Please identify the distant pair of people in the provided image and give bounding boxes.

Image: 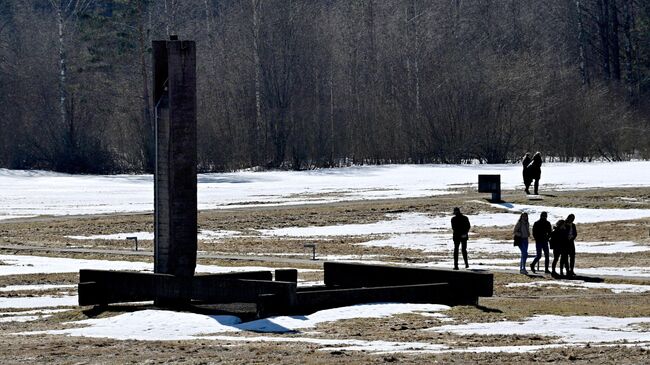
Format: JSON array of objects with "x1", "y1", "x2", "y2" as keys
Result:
[
  {"x1": 522, "y1": 152, "x2": 542, "y2": 195},
  {"x1": 550, "y1": 214, "x2": 578, "y2": 277},
  {"x1": 514, "y1": 212, "x2": 577, "y2": 276},
  {"x1": 513, "y1": 211, "x2": 553, "y2": 275}
]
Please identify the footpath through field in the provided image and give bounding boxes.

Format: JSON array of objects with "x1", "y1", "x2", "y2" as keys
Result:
[{"x1": 1, "y1": 244, "x2": 648, "y2": 283}]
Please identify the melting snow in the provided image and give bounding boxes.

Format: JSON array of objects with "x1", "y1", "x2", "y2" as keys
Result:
[
  {"x1": 0, "y1": 309, "x2": 68, "y2": 323},
  {"x1": 430, "y1": 315, "x2": 650, "y2": 344},
  {"x1": 0, "y1": 295, "x2": 78, "y2": 309},
  {"x1": 0, "y1": 284, "x2": 76, "y2": 292},
  {"x1": 2, "y1": 162, "x2": 650, "y2": 220},
  {"x1": 0, "y1": 255, "x2": 309, "y2": 277},
  {"x1": 23, "y1": 303, "x2": 450, "y2": 340},
  {"x1": 506, "y1": 280, "x2": 650, "y2": 293},
  {"x1": 66, "y1": 229, "x2": 241, "y2": 241},
  {"x1": 492, "y1": 203, "x2": 650, "y2": 224}
]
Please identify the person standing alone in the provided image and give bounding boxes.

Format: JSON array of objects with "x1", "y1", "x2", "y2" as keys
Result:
[
  {"x1": 451, "y1": 207, "x2": 471, "y2": 270},
  {"x1": 531, "y1": 212, "x2": 552, "y2": 273}
]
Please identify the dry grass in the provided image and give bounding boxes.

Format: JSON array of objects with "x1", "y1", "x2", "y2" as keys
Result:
[{"x1": 1, "y1": 187, "x2": 650, "y2": 363}]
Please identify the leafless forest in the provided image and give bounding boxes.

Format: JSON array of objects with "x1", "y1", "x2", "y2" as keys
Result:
[{"x1": 0, "y1": 0, "x2": 648, "y2": 173}]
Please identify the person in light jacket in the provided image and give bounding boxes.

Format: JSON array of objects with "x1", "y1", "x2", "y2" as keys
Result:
[{"x1": 513, "y1": 212, "x2": 531, "y2": 274}]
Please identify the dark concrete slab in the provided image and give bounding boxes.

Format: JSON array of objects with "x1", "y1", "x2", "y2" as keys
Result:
[
  {"x1": 323, "y1": 262, "x2": 493, "y2": 304},
  {"x1": 292, "y1": 283, "x2": 450, "y2": 314},
  {"x1": 79, "y1": 269, "x2": 276, "y2": 307}
]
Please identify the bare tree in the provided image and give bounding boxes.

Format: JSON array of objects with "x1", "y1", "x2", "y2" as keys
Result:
[
  {"x1": 48, "y1": 0, "x2": 93, "y2": 131},
  {"x1": 622, "y1": 0, "x2": 639, "y2": 101},
  {"x1": 609, "y1": 0, "x2": 621, "y2": 80},
  {"x1": 251, "y1": 0, "x2": 263, "y2": 166},
  {"x1": 576, "y1": 0, "x2": 590, "y2": 84}
]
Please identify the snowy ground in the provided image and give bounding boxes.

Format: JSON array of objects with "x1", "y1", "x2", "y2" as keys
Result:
[
  {"x1": 13, "y1": 302, "x2": 650, "y2": 354},
  {"x1": 1, "y1": 281, "x2": 646, "y2": 355},
  {"x1": 62, "y1": 205, "x2": 650, "y2": 275},
  {"x1": 1, "y1": 162, "x2": 650, "y2": 361},
  {"x1": 0, "y1": 254, "x2": 314, "y2": 277},
  {"x1": 2, "y1": 161, "x2": 650, "y2": 220}
]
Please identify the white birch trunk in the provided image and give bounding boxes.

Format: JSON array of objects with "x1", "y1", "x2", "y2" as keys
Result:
[
  {"x1": 251, "y1": 0, "x2": 263, "y2": 163},
  {"x1": 56, "y1": 5, "x2": 67, "y2": 127},
  {"x1": 576, "y1": 0, "x2": 589, "y2": 85}
]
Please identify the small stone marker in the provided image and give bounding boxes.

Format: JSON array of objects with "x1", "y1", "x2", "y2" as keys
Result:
[
  {"x1": 126, "y1": 236, "x2": 138, "y2": 251},
  {"x1": 304, "y1": 243, "x2": 317, "y2": 260},
  {"x1": 478, "y1": 174, "x2": 501, "y2": 202}
]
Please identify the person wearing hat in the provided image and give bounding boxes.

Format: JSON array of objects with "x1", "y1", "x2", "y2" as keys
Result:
[{"x1": 451, "y1": 207, "x2": 471, "y2": 270}]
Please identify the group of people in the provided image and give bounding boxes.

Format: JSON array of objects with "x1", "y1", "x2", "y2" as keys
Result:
[
  {"x1": 451, "y1": 207, "x2": 578, "y2": 277},
  {"x1": 522, "y1": 152, "x2": 542, "y2": 195},
  {"x1": 513, "y1": 212, "x2": 577, "y2": 276}
]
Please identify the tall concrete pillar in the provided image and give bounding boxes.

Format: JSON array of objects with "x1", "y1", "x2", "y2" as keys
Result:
[{"x1": 152, "y1": 38, "x2": 197, "y2": 281}]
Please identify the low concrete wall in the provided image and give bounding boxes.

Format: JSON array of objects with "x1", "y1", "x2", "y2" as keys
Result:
[{"x1": 323, "y1": 262, "x2": 493, "y2": 304}]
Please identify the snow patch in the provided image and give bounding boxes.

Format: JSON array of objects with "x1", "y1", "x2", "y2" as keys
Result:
[
  {"x1": 506, "y1": 280, "x2": 650, "y2": 293},
  {"x1": 66, "y1": 229, "x2": 241, "y2": 241},
  {"x1": 0, "y1": 309, "x2": 68, "y2": 323},
  {"x1": 430, "y1": 315, "x2": 650, "y2": 344},
  {"x1": 0, "y1": 254, "x2": 310, "y2": 276},
  {"x1": 3, "y1": 162, "x2": 650, "y2": 219},
  {"x1": 0, "y1": 295, "x2": 78, "y2": 309},
  {"x1": 0, "y1": 284, "x2": 76, "y2": 292},
  {"x1": 23, "y1": 303, "x2": 450, "y2": 340},
  {"x1": 492, "y1": 203, "x2": 650, "y2": 224}
]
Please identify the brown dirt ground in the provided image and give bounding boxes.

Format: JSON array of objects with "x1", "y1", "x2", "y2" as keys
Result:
[{"x1": 1, "y1": 187, "x2": 650, "y2": 364}]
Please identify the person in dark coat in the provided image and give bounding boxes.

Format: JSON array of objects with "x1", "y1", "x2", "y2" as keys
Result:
[
  {"x1": 550, "y1": 219, "x2": 569, "y2": 277},
  {"x1": 565, "y1": 214, "x2": 578, "y2": 277},
  {"x1": 451, "y1": 207, "x2": 471, "y2": 270},
  {"x1": 531, "y1": 211, "x2": 552, "y2": 274},
  {"x1": 527, "y1": 152, "x2": 543, "y2": 195},
  {"x1": 522, "y1": 152, "x2": 532, "y2": 194}
]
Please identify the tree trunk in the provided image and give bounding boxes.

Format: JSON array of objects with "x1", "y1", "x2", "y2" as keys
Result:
[
  {"x1": 203, "y1": 0, "x2": 212, "y2": 34},
  {"x1": 622, "y1": 0, "x2": 638, "y2": 101},
  {"x1": 251, "y1": 0, "x2": 263, "y2": 166},
  {"x1": 576, "y1": 0, "x2": 590, "y2": 84},
  {"x1": 609, "y1": 0, "x2": 621, "y2": 80},
  {"x1": 164, "y1": 0, "x2": 176, "y2": 36},
  {"x1": 597, "y1": 0, "x2": 611, "y2": 80},
  {"x1": 55, "y1": 4, "x2": 67, "y2": 128},
  {"x1": 329, "y1": 58, "x2": 335, "y2": 166},
  {"x1": 327, "y1": 6, "x2": 335, "y2": 167},
  {"x1": 137, "y1": 2, "x2": 154, "y2": 172}
]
